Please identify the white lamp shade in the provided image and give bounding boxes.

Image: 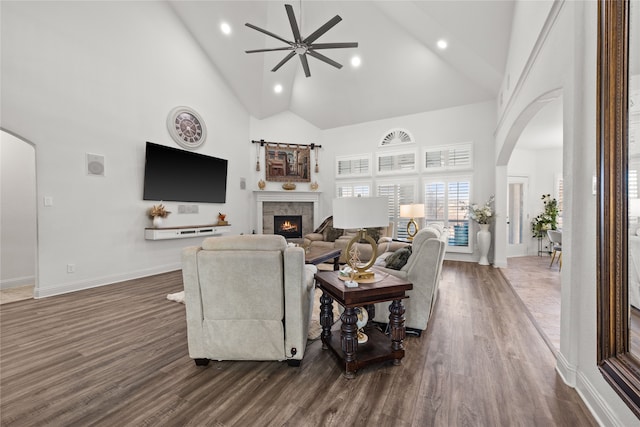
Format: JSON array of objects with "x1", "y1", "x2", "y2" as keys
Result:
[
  {"x1": 333, "y1": 197, "x2": 389, "y2": 229},
  {"x1": 400, "y1": 203, "x2": 425, "y2": 219}
]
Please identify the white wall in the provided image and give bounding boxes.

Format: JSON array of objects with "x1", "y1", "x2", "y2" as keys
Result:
[
  {"x1": 1, "y1": 131, "x2": 37, "y2": 288},
  {"x1": 497, "y1": 0, "x2": 638, "y2": 424},
  {"x1": 0, "y1": 1, "x2": 253, "y2": 297},
  {"x1": 318, "y1": 101, "x2": 497, "y2": 263}
]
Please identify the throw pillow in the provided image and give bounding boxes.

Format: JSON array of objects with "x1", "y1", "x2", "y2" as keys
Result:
[
  {"x1": 364, "y1": 227, "x2": 382, "y2": 243},
  {"x1": 385, "y1": 247, "x2": 412, "y2": 270},
  {"x1": 323, "y1": 226, "x2": 344, "y2": 242}
]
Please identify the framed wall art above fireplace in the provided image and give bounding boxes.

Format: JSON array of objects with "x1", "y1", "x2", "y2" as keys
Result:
[{"x1": 265, "y1": 143, "x2": 311, "y2": 183}]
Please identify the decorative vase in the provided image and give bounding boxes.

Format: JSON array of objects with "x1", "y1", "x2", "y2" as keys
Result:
[
  {"x1": 152, "y1": 216, "x2": 163, "y2": 228},
  {"x1": 477, "y1": 223, "x2": 491, "y2": 265},
  {"x1": 258, "y1": 179, "x2": 266, "y2": 190}
]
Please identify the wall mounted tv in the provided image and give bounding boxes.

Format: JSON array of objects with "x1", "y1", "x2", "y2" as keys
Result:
[{"x1": 143, "y1": 142, "x2": 228, "y2": 204}]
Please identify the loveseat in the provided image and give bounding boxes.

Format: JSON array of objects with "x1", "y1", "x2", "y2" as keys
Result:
[
  {"x1": 181, "y1": 234, "x2": 317, "y2": 366},
  {"x1": 303, "y1": 216, "x2": 403, "y2": 264},
  {"x1": 372, "y1": 224, "x2": 449, "y2": 334}
]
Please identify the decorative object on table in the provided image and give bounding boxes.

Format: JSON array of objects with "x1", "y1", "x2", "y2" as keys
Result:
[
  {"x1": 217, "y1": 212, "x2": 228, "y2": 225},
  {"x1": 355, "y1": 306, "x2": 369, "y2": 344},
  {"x1": 244, "y1": 3, "x2": 358, "y2": 78},
  {"x1": 257, "y1": 179, "x2": 266, "y2": 190},
  {"x1": 399, "y1": 203, "x2": 425, "y2": 240},
  {"x1": 310, "y1": 181, "x2": 319, "y2": 191},
  {"x1": 282, "y1": 181, "x2": 296, "y2": 190},
  {"x1": 148, "y1": 203, "x2": 171, "y2": 228},
  {"x1": 333, "y1": 196, "x2": 389, "y2": 283},
  {"x1": 166, "y1": 106, "x2": 206, "y2": 149},
  {"x1": 460, "y1": 195, "x2": 495, "y2": 265}
]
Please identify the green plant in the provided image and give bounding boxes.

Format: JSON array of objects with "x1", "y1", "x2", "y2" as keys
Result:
[{"x1": 531, "y1": 194, "x2": 558, "y2": 238}]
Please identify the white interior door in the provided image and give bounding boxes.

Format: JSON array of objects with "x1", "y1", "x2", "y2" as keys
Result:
[{"x1": 507, "y1": 176, "x2": 529, "y2": 257}]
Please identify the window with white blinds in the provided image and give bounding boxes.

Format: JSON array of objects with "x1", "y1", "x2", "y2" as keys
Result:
[
  {"x1": 377, "y1": 180, "x2": 417, "y2": 240},
  {"x1": 336, "y1": 182, "x2": 371, "y2": 198},
  {"x1": 376, "y1": 150, "x2": 417, "y2": 175},
  {"x1": 423, "y1": 143, "x2": 472, "y2": 172},
  {"x1": 335, "y1": 154, "x2": 372, "y2": 178},
  {"x1": 424, "y1": 176, "x2": 471, "y2": 251}
]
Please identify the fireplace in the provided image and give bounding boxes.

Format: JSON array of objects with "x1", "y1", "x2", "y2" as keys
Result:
[{"x1": 274, "y1": 215, "x2": 302, "y2": 239}]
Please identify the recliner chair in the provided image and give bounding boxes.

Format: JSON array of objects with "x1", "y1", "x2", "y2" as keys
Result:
[
  {"x1": 371, "y1": 225, "x2": 449, "y2": 335},
  {"x1": 181, "y1": 234, "x2": 317, "y2": 366}
]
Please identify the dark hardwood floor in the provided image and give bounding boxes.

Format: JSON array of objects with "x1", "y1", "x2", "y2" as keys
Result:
[{"x1": 0, "y1": 262, "x2": 596, "y2": 426}]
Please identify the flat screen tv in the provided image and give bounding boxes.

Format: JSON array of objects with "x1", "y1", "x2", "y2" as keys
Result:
[{"x1": 143, "y1": 142, "x2": 228, "y2": 203}]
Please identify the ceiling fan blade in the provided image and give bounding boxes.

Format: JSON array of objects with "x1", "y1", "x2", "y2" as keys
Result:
[
  {"x1": 285, "y1": 4, "x2": 302, "y2": 43},
  {"x1": 245, "y1": 47, "x2": 294, "y2": 53},
  {"x1": 303, "y1": 15, "x2": 342, "y2": 45},
  {"x1": 299, "y1": 54, "x2": 311, "y2": 78},
  {"x1": 307, "y1": 50, "x2": 342, "y2": 69},
  {"x1": 245, "y1": 23, "x2": 292, "y2": 46},
  {"x1": 308, "y1": 42, "x2": 359, "y2": 50},
  {"x1": 271, "y1": 51, "x2": 296, "y2": 72}
]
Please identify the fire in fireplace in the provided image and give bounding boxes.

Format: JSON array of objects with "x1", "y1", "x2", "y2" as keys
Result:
[{"x1": 274, "y1": 215, "x2": 302, "y2": 239}]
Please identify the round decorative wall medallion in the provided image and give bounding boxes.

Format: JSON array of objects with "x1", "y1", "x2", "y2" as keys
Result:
[{"x1": 167, "y1": 106, "x2": 207, "y2": 149}]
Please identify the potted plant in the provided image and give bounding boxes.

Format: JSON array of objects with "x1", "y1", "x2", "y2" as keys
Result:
[
  {"x1": 531, "y1": 194, "x2": 559, "y2": 238},
  {"x1": 148, "y1": 203, "x2": 171, "y2": 228},
  {"x1": 461, "y1": 195, "x2": 495, "y2": 265}
]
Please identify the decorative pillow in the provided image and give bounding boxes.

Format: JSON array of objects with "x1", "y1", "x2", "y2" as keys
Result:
[
  {"x1": 365, "y1": 227, "x2": 382, "y2": 243},
  {"x1": 385, "y1": 247, "x2": 412, "y2": 270},
  {"x1": 323, "y1": 226, "x2": 344, "y2": 242}
]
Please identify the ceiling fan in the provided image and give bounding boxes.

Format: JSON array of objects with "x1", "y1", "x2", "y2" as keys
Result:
[{"x1": 245, "y1": 4, "x2": 358, "y2": 78}]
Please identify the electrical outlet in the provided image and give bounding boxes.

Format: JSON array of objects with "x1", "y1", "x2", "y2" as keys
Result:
[
  {"x1": 67, "y1": 264, "x2": 75, "y2": 273},
  {"x1": 178, "y1": 205, "x2": 186, "y2": 214}
]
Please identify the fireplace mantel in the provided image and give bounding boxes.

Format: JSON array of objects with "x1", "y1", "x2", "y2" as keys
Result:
[{"x1": 254, "y1": 191, "x2": 321, "y2": 234}]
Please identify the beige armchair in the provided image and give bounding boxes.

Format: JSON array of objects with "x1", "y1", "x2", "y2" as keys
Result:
[
  {"x1": 181, "y1": 234, "x2": 317, "y2": 367},
  {"x1": 372, "y1": 225, "x2": 449, "y2": 334}
]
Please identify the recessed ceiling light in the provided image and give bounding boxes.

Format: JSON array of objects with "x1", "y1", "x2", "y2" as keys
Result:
[
  {"x1": 274, "y1": 84, "x2": 283, "y2": 94},
  {"x1": 351, "y1": 56, "x2": 361, "y2": 68},
  {"x1": 220, "y1": 22, "x2": 231, "y2": 35},
  {"x1": 437, "y1": 39, "x2": 448, "y2": 50}
]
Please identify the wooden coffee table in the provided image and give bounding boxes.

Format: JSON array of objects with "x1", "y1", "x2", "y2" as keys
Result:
[
  {"x1": 314, "y1": 269, "x2": 413, "y2": 379},
  {"x1": 304, "y1": 247, "x2": 341, "y2": 271}
]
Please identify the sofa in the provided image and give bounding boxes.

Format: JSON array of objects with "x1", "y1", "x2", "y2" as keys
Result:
[
  {"x1": 371, "y1": 224, "x2": 449, "y2": 333},
  {"x1": 303, "y1": 216, "x2": 402, "y2": 264},
  {"x1": 181, "y1": 234, "x2": 317, "y2": 366}
]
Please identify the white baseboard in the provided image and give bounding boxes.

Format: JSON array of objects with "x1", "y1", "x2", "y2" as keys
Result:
[
  {"x1": 1, "y1": 275, "x2": 35, "y2": 289},
  {"x1": 556, "y1": 351, "x2": 577, "y2": 386},
  {"x1": 575, "y1": 370, "x2": 621, "y2": 427},
  {"x1": 34, "y1": 263, "x2": 181, "y2": 298}
]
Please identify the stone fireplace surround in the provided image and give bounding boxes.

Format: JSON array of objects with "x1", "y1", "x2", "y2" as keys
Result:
[{"x1": 255, "y1": 191, "x2": 321, "y2": 236}]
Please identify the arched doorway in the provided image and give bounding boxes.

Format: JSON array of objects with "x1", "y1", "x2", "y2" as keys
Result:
[
  {"x1": 0, "y1": 129, "x2": 37, "y2": 303},
  {"x1": 496, "y1": 90, "x2": 564, "y2": 353}
]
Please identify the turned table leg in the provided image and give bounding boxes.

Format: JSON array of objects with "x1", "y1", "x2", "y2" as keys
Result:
[
  {"x1": 320, "y1": 292, "x2": 334, "y2": 349},
  {"x1": 389, "y1": 299, "x2": 406, "y2": 366},
  {"x1": 341, "y1": 307, "x2": 358, "y2": 379}
]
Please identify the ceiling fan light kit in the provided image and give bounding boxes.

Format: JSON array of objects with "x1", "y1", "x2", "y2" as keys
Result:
[{"x1": 245, "y1": 4, "x2": 358, "y2": 77}]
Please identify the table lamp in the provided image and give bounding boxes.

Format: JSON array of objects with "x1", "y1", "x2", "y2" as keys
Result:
[
  {"x1": 400, "y1": 203, "x2": 425, "y2": 240},
  {"x1": 333, "y1": 196, "x2": 389, "y2": 286}
]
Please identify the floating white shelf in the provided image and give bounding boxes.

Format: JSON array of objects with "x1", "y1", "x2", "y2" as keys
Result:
[{"x1": 144, "y1": 224, "x2": 230, "y2": 240}]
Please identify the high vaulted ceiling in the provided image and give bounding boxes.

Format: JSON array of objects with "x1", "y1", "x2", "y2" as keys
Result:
[{"x1": 169, "y1": 1, "x2": 514, "y2": 130}]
